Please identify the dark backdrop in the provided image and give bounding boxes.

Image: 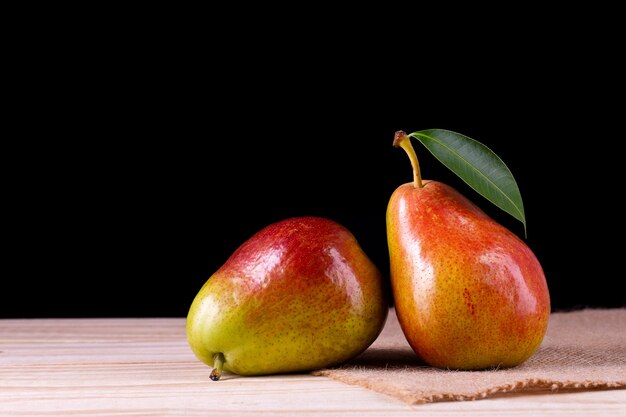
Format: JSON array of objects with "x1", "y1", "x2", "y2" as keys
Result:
[{"x1": 5, "y1": 40, "x2": 623, "y2": 317}]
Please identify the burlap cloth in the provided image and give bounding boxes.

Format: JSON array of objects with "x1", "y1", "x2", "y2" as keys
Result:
[{"x1": 313, "y1": 308, "x2": 626, "y2": 404}]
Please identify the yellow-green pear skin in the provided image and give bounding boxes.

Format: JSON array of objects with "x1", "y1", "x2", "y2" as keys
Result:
[
  {"x1": 187, "y1": 216, "x2": 388, "y2": 378},
  {"x1": 387, "y1": 180, "x2": 550, "y2": 370}
]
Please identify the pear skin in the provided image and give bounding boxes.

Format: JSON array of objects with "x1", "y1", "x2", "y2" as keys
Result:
[
  {"x1": 187, "y1": 216, "x2": 387, "y2": 378},
  {"x1": 387, "y1": 133, "x2": 550, "y2": 370}
]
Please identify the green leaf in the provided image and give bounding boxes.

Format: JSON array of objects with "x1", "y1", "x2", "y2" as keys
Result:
[{"x1": 409, "y1": 129, "x2": 526, "y2": 233}]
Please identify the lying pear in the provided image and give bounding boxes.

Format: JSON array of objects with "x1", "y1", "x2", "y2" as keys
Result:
[
  {"x1": 387, "y1": 131, "x2": 550, "y2": 370},
  {"x1": 187, "y1": 216, "x2": 387, "y2": 380}
]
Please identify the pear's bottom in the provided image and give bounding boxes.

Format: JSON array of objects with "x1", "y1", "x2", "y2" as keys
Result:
[
  {"x1": 187, "y1": 290, "x2": 389, "y2": 378},
  {"x1": 396, "y1": 310, "x2": 549, "y2": 371}
]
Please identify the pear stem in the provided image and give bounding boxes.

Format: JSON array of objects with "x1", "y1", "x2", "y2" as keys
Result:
[
  {"x1": 209, "y1": 352, "x2": 225, "y2": 381},
  {"x1": 393, "y1": 131, "x2": 423, "y2": 189}
]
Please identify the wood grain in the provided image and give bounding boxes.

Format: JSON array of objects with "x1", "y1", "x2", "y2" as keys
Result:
[{"x1": 1, "y1": 318, "x2": 624, "y2": 417}]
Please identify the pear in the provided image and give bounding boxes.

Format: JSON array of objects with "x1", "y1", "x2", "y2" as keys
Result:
[
  {"x1": 187, "y1": 216, "x2": 387, "y2": 380},
  {"x1": 387, "y1": 132, "x2": 550, "y2": 370}
]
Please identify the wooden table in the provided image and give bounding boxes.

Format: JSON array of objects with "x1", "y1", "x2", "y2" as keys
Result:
[{"x1": 1, "y1": 318, "x2": 624, "y2": 417}]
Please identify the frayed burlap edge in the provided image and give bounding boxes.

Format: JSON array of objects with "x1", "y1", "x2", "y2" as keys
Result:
[{"x1": 312, "y1": 370, "x2": 626, "y2": 404}]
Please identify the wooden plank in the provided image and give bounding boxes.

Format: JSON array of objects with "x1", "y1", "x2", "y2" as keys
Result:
[{"x1": 1, "y1": 319, "x2": 625, "y2": 417}]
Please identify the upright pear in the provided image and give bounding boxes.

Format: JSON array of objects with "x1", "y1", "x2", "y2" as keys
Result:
[
  {"x1": 387, "y1": 132, "x2": 550, "y2": 370},
  {"x1": 187, "y1": 216, "x2": 387, "y2": 380}
]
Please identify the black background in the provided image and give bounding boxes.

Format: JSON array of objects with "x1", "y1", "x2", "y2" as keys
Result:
[{"x1": 4, "y1": 30, "x2": 624, "y2": 318}]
